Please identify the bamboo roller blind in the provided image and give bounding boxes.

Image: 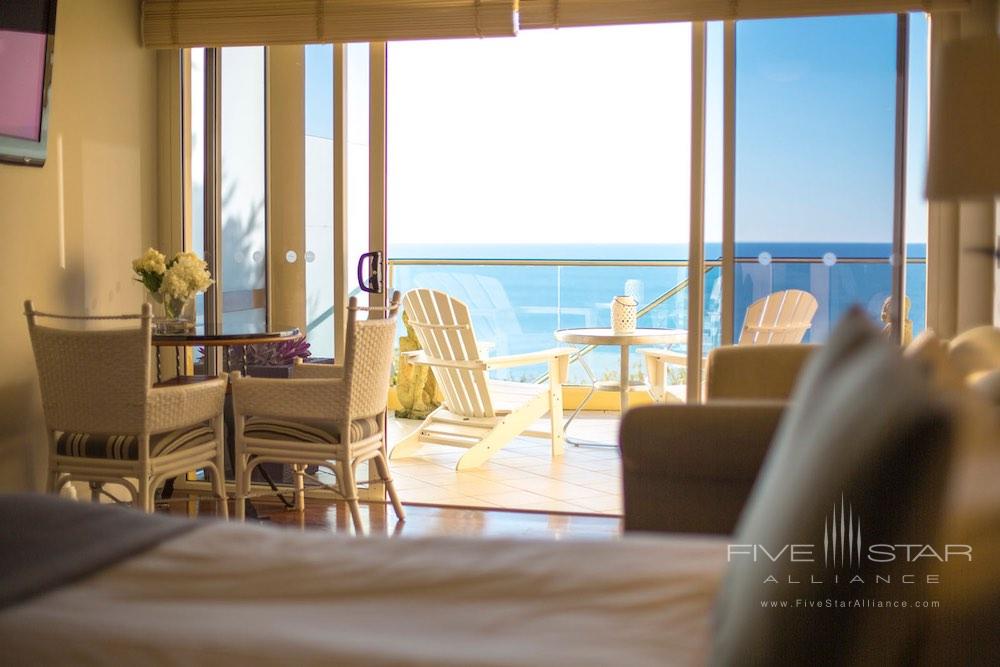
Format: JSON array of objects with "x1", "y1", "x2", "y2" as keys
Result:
[
  {"x1": 141, "y1": 0, "x2": 520, "y2": 48},
  {"x1": 519, "y1": 1, "x2": 969, "y2": 29},
  {"x1": 143, "y1": 0, "x2": 969, "y2": 48}
]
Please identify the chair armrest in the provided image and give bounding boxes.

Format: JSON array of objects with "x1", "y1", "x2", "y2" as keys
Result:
[
  {"x1": 291, "y1": 361, "x2": 345, "y2": 379},
  {"x1": 484, "y1": 347, "x2": 575, "y2": 369},
  {"x1": 619, "y1": 402, "x2": 786, "y2": 535},
  {"x1": 230, "y1": 372, "x2": 347, "y2": 422},
  {"x1": 642, "y1": 349, "x2": 689, "y2": 366},
  {"x1": 146, "y1": 376, "x2": 228, "y2": 433},
  {"x1": 407, "y1": 351, "x2": 486, "y2": 370}
]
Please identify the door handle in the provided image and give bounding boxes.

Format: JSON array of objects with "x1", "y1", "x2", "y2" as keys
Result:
[{"x1": 357, "y1": 251, "x2": 383, "y2": 294}]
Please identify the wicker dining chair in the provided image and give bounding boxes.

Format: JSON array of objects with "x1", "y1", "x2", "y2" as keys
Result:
[
  {"x1": 24, "y1": 300, "x2": 228, "y2": 515},
  {"x1": 231, "y1": 293, "x2": 405, "y2": 531}
]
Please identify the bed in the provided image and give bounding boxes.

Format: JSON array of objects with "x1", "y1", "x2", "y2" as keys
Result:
[{"x1": 0, "y1": 494, "x2": 726, "y2": 666}]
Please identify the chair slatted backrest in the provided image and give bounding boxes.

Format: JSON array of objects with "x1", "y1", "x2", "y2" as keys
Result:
[
  {"x1": 738, "y1": 289, "x2": 819, "y2": 345},
  {"x1": 402, "y1": 289, "x2": 495, "y2": 419},
  {"x1": 24, "y1": 301, "x2": 152, "y2": 435}
]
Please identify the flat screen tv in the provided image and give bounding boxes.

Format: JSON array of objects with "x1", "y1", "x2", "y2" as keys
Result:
[{"x1": 0, "y1": 0, "x2": 57, "y2": 167}]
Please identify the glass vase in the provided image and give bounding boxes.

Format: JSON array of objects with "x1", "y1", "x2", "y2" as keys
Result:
[{"x1": 150, "y1": 293, "x2": 195, "y2": 334}]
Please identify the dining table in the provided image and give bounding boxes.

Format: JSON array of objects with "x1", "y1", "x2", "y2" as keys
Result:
[{"x1": 152, "y1": 321, "x2": 302, "y2": 383}]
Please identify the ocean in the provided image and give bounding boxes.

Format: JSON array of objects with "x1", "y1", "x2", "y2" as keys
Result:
[{"x1": 385, "y1": 242, "x2": 927, "y2": 384}]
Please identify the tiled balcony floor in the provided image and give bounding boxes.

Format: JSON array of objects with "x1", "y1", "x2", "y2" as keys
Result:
[{"x1": 387, "y1": 413, "x2": 623, "y2": 515}]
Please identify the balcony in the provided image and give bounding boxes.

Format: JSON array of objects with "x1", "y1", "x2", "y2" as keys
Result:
[{"x1": 364, "y1": 251, "x2": 928, "y2": 515}]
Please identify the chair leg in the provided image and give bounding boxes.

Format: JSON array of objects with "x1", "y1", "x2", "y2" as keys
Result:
[
  {"x1": 338, "y1": 460, "x2": 364, "y2": 534},
  {"x1": 548, "y1": 390, "x2": 565, "y2": 459},
  {"x1": 89, "y1": 481, "x2": 104, "y2": 503},
  {"x1": 648, "y1": 355, "x2": 664, "y2": 403},
  {"x1": 138, "y1": 474, "x2": 153, "y2": 513},
  {"x1": 374, "y1": 452, "x2": 406, "y2": 521},
  {"x1": 389, "y1": 411, "x2": 438, "y2": 460},
  {"x1": 212, "y1": 416, "x2": 228, "y2": 519},
  {"x1": 235, "y1": 459, "x2": 249, "y2": 521},
  {"x1": 293, "y1": 464, "x2": 306, "y2": 512},
  {"x1": 207, "y1": 463, "x2": 228, "y2": 519},
  {"x1": 388, "y1": 428, "x2": 422, "y2": 461},
  {"x1": 456, "y1": 401, "x2": 545, "y2": 470},
  {"x1": 46, "y1": 469, "x2": 59, "y2": 494}
]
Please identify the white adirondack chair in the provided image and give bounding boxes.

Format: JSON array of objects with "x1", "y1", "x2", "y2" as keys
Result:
[
  {"x1": 643, "y1": 289, "x2": 819, "y2": 402},
  {"x1": 391, "y1": 288, "x2": 574, "y2": 470}
]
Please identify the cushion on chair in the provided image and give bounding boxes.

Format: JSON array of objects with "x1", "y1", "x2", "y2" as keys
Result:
[
  {"x1": 56, "y1": 425, "x2": 215, "y2": 461},
  {"x1": 243, "y1": 417, "x2": 381, "y2": 444},
  {"x1": 712, "y1": 310, "x2": 955, "y2": 666}
]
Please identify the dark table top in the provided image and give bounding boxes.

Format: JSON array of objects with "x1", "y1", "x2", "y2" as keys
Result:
[{"x1": 152, "y1": 322, "x2": 301, "y2": 347}]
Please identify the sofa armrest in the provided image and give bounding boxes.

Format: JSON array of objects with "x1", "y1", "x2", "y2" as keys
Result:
[{"x1": 619, "y1": 402, "x2": 786, "y2": 535}]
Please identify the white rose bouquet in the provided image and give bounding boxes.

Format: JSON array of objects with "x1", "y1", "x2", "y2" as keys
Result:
[{"x1": 132, "y1": 248, "x2": 213, "y2": 323}]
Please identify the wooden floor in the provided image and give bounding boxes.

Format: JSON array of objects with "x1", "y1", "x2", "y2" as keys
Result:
[{"x1": 161, "y1": 496, "x2": 623, "y2": 540}]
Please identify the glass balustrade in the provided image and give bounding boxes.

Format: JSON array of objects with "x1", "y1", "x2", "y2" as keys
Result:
[{"x1": 286, "y1": 253, "x2": 927, "y2": 393}]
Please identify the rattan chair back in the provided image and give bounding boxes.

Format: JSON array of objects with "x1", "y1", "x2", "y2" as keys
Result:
[
  {"x1": 24, "y1": 300, "x2": 153, "y2": 435},
  {"x1": 342, "y1": 292, "x2": 401, "y2": 422}
]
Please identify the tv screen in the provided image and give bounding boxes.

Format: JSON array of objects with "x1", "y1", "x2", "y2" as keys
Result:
[{"x1": 0, "y1": 0, "x2": 57, "y2": 167}]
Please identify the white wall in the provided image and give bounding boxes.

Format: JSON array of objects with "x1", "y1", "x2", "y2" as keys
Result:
[{"x1": 0, "y1": 0, "x2": 159, "y2": 490}]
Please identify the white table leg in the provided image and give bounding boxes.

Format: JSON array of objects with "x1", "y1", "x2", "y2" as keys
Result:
[{"x1": 620, "y1": 344, "x2": 630, "y2": 414}]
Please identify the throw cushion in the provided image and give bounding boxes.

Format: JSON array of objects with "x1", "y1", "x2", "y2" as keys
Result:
[
  {"x1": 712, "y1": 310, "x2": 954, "y2": 666},
  {"x1": 905, "y1": 330, "x2": 966, "y2": 392}
]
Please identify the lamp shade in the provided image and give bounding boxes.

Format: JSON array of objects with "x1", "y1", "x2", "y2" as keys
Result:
[{"x1": 926, "y1": 35, "x2": 1000, "y2": 199}]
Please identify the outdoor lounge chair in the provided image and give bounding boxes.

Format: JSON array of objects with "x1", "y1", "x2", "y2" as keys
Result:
[
  {"x1": 391, "y1": 288, "x2": 574, "y2": 470},
  {"x1": 643, "y1": 289, "x2": 818, "y2": 402}
]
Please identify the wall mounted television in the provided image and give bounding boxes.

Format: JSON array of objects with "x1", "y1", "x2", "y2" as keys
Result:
[{"x1": 0, "y1": 0, "x2": 57, "y2": 167}]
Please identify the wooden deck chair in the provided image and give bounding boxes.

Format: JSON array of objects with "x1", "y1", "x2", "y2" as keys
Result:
[
  {"x1": 643, "y1": 289, "x2": 819, "y2": 402},
  {"x1": 390, "y1": 288, "x2": 575, "y2": 470}
]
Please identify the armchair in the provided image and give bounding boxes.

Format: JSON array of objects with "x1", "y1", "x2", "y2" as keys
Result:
[
  {"x1": 24, "y1": 301, "x2": 227, "y2": 515},
  {"x1": 231, "y1": 294, "x2": 404, "y2": 532}
]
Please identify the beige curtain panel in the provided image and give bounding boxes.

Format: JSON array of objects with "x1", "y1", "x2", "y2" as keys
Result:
[
  {"x1": 518, "y1": 0, "x2": 969, "y2": 30},
  {"x1": 141, "y1": 0, "x2": 520, "y2": 48}
]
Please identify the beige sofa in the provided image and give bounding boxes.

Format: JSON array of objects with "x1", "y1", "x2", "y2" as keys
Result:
[{"x1": 620, "y1": 344, "x2": 814, "y2": 534}]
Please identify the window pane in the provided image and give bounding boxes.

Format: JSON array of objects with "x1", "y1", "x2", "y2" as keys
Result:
[
  {"x1": 387, "y1": 26, "x2": 692, "y2": 382},
  {"x1": 221, "y1": 47, "x2": 267, "y2": 330},
  {"x1": 305, "y1": 44, "x2": 334, "y2": 358},
  {"x1": 735, "y1": 15, "x2": 897, "y2": 341}
]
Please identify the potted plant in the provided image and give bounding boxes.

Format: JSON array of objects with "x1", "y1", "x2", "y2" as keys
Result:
[{"x1": 226, "y1": 337, "x2": 314, "y2": 378}]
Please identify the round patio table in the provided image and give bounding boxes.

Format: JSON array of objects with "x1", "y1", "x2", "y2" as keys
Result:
[{"x1": 554, "y1": 327, "x2": 686, "y2": 447}]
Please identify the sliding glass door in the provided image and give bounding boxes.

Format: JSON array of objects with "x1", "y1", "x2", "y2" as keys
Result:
[
  {"x1": 220, "y1": 47, "x2": 268, "y2": 331},
  {"x1": 725, "y1": 13, "x2": 928, "y2": 345},
  {"x1": 386, "y1": 24, "x2": 693, "y2": 385},
  {"x1": 184, "y1": 12, "x2": 930, "y2": 393},
  {"x1": 187, "y1": 47, "x2": 268, "y2": 375},
  {"x1": 303, "y1": 42, "x2": 377, "y2": 361}
]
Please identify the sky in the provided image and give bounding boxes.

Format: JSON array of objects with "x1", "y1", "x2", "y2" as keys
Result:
[{"x1": 304, "y1": 14, "x2": 929, "y2": 250}]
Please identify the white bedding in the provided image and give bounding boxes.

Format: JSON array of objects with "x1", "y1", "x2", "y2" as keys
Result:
[{"x1": 0, "y1": 521, "x2": 726, "y2": 666}]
